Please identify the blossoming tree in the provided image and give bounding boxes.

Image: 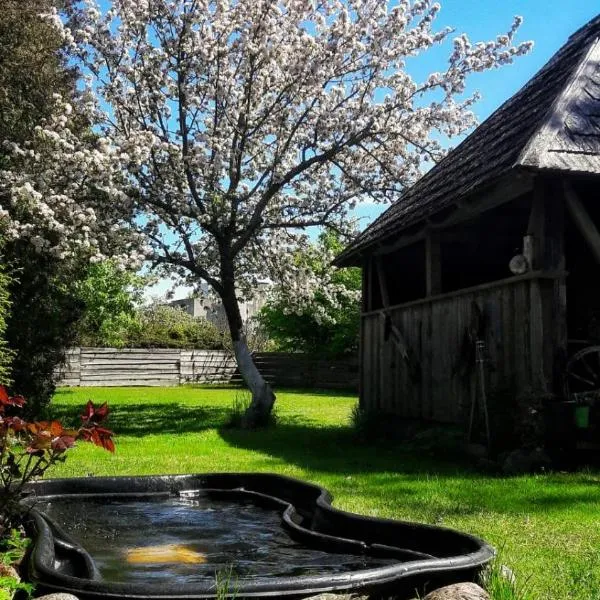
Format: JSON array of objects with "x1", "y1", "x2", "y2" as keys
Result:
[{"x1": 61, "y1": 0, "x2": 531, "y2": 426}]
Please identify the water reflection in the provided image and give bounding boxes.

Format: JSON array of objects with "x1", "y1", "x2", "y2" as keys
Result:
[
  {"x1": 126, "y1": 544, "x2": 208, "y2": 565},
  {"x1": 42, "y1": 496, "x2": 395, "y2": 584}
]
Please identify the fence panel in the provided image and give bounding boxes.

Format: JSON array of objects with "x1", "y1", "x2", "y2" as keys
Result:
[{"x1": 56, "y1": 348, "x2": 358, "y2": 391}]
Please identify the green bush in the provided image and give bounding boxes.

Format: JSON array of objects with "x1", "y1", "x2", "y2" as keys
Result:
[
  {"x1": 126, "y1": 304, "x2": 228, "y2": 350},
  {"x1": 4, "y1": 242, "x2": 85, "y2": 417}
]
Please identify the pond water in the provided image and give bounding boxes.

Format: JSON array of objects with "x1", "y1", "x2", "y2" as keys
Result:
[{"x1": 41, "y1": 495, "x2": 395, "y2": 584}]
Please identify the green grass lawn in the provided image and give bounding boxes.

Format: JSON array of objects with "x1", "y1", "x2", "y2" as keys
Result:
[{"x1": 48, "y1": 386, "x2": 600, "y2": 600}]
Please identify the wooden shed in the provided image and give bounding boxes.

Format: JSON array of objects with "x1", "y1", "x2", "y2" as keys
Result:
[{"x1": 335, "y1": 15, "x2": 600, "y2": 428}]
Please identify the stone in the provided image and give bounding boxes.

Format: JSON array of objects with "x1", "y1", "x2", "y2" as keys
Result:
[
  {"x1": 0, "y1": 563, "x2": 19, "y2": 580},
  {"x1": 33, "y1": 594, "x2": 80, "y2": 600},
  {"x1": 423, "y1": 582, "x2": 490, "y2": 600}
]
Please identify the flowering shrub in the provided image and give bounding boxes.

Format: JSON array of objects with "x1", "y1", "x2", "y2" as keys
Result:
[{"x1": 0, "y1": 386, "x2": 114, "y2": 536}]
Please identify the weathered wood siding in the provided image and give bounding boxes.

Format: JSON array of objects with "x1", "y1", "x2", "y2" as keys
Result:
[
  {"x1": 253, "y1": 353, "x2": 358, "y2": 390},
  {"x1": 56, "y1": 348, "x2": 237, "y2": 387},
  {"x1": 180, "y1": 350, "x2": 238, "y2": 384},
  {"x1": 57, "y1": 348, "x2": 82, "y2": 387},
  {"x1": 56, "y1": 349, "x2": 358, "y2": 390},
  {"x1": 360, "y1": 272, "x2": 565, "y2": 423},
  {"x1": 78, "y1": 348, "x2": 181, "y2": 387}
]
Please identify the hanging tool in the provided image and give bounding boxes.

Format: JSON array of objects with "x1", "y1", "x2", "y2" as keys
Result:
[{"x1": 468, "y1": 339, "x2": 492, "y2": 451}]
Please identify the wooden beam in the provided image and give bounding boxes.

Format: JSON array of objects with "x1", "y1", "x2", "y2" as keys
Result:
[
  {"x1": 375, "y1": 257, "x2": 390, "y2": 307},
  {"x1": 524, "y1": 183, "x2": 546, "y2": 270},
  {"x1": 564, "y1": 180, "x2": 600, "y2": 265},
  {"x1": 544, "y1": 178, "x2": 565, "y2": 271},
  {"x1": 425, "y1": 231, "x2": 442, "y2": 296},
  {"x1": 362, "y1": 258, "x2": 369, "y2": 313},
  {"x1": 361, "y1": 270, "x2": 567, "y2": 317},
  {"x1": 364, "y1": 257, "x2": 376, "y2": 313},
  {"x1": 372, "y1": 171, "x2": 535, "y2": 258}
]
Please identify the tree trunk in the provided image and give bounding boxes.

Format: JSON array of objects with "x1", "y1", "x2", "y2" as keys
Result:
[
  {"x1": 220, "y1": 271, "x2": 275, "y2": 428},
  {"x1": 233, "y1": 338, "x2": 275, "y2": 427}
]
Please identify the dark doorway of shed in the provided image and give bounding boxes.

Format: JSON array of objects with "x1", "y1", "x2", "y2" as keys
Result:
[
  {"x1": 372, "y1": 195, "x2": 533, "y2": 310},
  {"x1": 438, "y1": 195, "x2": 531, "y2": 294},
  {"x1": 377, "y1": 241, "x2": 426, "y2": 306},
  {"x1": 565, "y1": 178, "x2": 600, "y2": 346}
]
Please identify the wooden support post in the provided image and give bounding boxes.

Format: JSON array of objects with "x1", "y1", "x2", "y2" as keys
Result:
[
  {"x1": 375, "y1": 257, "x2": 390, "y2": 308},
  {"x1": 525, "y1": 185, "x2": 546, "y2": 269},
  {"x1": 362, "y1": 258, "x2": 370, "y2": 313},
  {"x1": 425, "y1": 231, "x2": 442, "y2": 296},
  {"x1": 546, "y1": 184, "x2": 567, "y2": 395},
  {"x1": 545, "y1": 180, "x2": 566, "y2": 271},
  {"x1": 530, "y1": 176, "x2": 567, "y2": 395},
  {"x1": 564, "y1": 180, "x2": 600, "y2": 266}
]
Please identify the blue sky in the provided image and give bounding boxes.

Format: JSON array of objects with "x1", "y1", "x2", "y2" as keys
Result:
[
  {"x1": 353, "y1": 0, "x2": 600, "y2": 228},
  {"x1": 141, "y1": 0, "x2": 599, "y2": 299}
]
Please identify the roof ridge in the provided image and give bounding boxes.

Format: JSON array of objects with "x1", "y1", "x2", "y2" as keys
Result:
[{"x1": 568, "y1": 13, "x2": 600, "y2": 43}]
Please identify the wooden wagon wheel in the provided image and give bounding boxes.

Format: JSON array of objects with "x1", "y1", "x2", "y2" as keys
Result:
[{"x1": 565, "y1": 345, "x2": 600, "y2": 395}]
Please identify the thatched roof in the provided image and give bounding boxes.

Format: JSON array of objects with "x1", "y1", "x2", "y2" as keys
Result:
[{"x1": 336, "y1": 15, "x2": 600, "y2": 267}]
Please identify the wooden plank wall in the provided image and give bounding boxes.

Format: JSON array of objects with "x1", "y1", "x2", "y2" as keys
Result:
[
  {"x1": 180, "y1": 350, "x2": 239, "y2": 384},
  {"x1": 56, "y1": 348, "x2": 82, "y2": 387},
  {"x1": 56, "y1": 348, "x2": 237, "y2": 387},
  {"x1": 56, "y1": 349, "x2": 358, "y2": 390},
  {"x1": 79, "y1": 348, "x2": 181, "y2": 387},
  {"x1": 253, "y1": 353, "x2": 359, "y2": 390},
  {"x1": 360, "y1": 275, "x2": 558, "y2": 423}
]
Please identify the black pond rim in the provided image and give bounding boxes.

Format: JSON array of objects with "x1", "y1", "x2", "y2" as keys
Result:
[{"x1": 21, "y1": 473, "x2": 495, "y2": 599}]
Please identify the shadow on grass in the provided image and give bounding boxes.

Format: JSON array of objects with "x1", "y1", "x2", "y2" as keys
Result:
[
  {"x1": 49, "y1": 402, "x2": 230, "y2": 436},
  {"x1": 273, "y1": 387, "x2": 358, "y2": 398},
  {"x1": 218, "y1": 423, "x2": 600, "y2": 517},
  {"x1": 219, "y1": 423, "x2": 474, "y2": 476},
  {"x1": 49, "y1": 392, "x2": 600, "y2": 519}
]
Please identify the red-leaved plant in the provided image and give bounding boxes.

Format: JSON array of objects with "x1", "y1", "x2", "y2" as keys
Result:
[{"x1": 0, "y1": 386, "x2": 114, "y2": 535}]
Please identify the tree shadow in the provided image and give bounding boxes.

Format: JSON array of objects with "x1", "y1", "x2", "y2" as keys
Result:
[
  {"x1": 218, "y1": 423, "x2": 600, "y2": 517},
  {"x1": 273, "y1": 387, "x2": 358, "y2": 398},
  {"x1": 219, "y1": 423, "x2": 477, "y2": 476},
  {"x1": 50, "y1": 402, "x2": 230, "y2": 436}
]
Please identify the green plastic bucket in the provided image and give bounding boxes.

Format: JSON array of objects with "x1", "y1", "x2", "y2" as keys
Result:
[{"x1": 574, "y1": 405, "x2": 590, "y2": 429}]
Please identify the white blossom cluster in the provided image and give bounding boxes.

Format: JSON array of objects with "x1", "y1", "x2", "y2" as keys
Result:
[
  {"x1": 55, "y1": 1, "x2": 530, "y2": 321},
  {"x1": 0, "y1": 93, "x2": 143, "y2": 265},
  {"x1": 260, "y1": 230, "x2": 361, "y2": 325}
]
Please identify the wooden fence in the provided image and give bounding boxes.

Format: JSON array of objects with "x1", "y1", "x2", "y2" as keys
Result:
[
  {"x1": 57, "y1": 348, "x2": 238, "y2": 387},
  {"x1": 56, "y1": 348, "x2": 358, "y2": 391},
  {"x1": 253, "y1": 352, "x2": 358, "y2": 390}
]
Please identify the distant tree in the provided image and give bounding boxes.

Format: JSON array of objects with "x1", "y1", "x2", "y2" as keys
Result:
[
  {"x1": 74, "y1": 261, "x2": 148, "y2": 347},
  {"x1": 260, "y1": 232, "x2": 360, "y2": 356}
]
